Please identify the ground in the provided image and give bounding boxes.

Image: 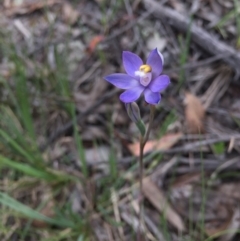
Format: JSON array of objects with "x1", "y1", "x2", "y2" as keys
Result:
[{"x1": 0, "y1": 0, "x2": 240, "y2": 241}]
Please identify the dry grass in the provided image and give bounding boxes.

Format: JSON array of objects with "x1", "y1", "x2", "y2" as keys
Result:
[{"x1": 0, "y1": 0, "x2": 240, "y2": 240}]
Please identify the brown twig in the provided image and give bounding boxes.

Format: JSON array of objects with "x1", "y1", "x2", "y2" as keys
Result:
[
  {"x1": 162, "y1": 134, "x2": 240, "y2": 154},
  {"x1": 40, "y1": 88, "x2": 119, "y2": 151},
  {"x1": 137, "y1": 105, "x2": 155, "y2": 241},
  {"x1": 143, "y1": 0, "x2": 240, "y2": 79},
  {"x1": 104, "y1": 9, "x2": 153, "y2": 42},
  {"x1": 29, "y1": 9, "x2": 153, "y2": 56},
  {"x1": 164, "y1": 52, "x2": 234, "y2": 75},
  {"x1": 117, "y1": 134, "x2": 240, "y2": 165}
]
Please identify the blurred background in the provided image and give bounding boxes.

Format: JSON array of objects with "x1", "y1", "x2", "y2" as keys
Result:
[{"x1": 0, "y1": 0, "x2": 240, "y2": 240}]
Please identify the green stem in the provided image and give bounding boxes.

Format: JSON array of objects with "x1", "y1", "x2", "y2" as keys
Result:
[
  {"x1": 143, "y1": 106, "x2": 156, "y2": 146},
  {"x1": 138, "y1": 105, "x2": 156, "y2": 240}
]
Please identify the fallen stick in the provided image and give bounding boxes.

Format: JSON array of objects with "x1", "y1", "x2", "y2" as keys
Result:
[
  {"x1": 39, "y1": 88, "x2": 119, "y2": 151},
  {"x1": 143, "y1": 0, "x2": 240, "y2": 79}
]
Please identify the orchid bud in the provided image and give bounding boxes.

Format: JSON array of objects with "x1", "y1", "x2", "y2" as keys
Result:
[
  {"x1": 125, "y1": 102, "x2": 146, "y2": 136},
  {"x1": 125, "y1": 102, "x2": 141, "y2": 123}
]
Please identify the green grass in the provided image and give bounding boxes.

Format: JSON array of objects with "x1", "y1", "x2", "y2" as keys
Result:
[
  {"x1": 215, "y1": 1, "x2": 240, "y2": 46},
  {"x1": 234, "y1": 0, "x2": 240, "y2": 47},
  {"x1": 0, "y1": 4, "x2": 240, "y2": 240},
  {"x1": 211, "y1": 142, "x2": 225, "y2": 155},
  {"x1": 215, "y1": 9, "x2": 236, "y2": 38},
  {"x1": 0, "y1": 30, "x2": 90, "y2": 240},
  {"x1": 0, "y1": 23, "x2": 132, "y2": 239},
  {"x1": 99, "y1": 0, "x2": 124, "y2": 33},
  {"x1": 0, "y1": 192, "x2": 74, "y2": 227},
  {"x1": 177, "y1": 16, "x2": 192, "y2": 91}
]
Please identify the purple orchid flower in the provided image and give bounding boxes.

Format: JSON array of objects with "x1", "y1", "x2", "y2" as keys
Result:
[{"x1": 104, "y1": 48, "x2": 170, "y2": 105}]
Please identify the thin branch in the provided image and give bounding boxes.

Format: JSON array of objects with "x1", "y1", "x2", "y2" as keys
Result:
[
  {"x1": 143, "y1": 0, "x2": 240, "y2": 79},
  {"x1": 40, "y1": 88, "x2": 119, "y2": 151}
]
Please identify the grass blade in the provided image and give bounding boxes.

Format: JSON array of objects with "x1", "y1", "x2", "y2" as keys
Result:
[
  {"x1": 0, "y1": 191, "x2": 74, "y2": 228},
  {"x1": 0, "y1": 155, "x2": 56, "y2": 181}
]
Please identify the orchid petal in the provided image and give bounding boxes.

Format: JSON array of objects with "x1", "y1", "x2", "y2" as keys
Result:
[
  {"x1": 146, "y1": 48, "x2": 163, "y2": 79},
  {"x1": 158, "y1": 50, "x2": 164, "y2": 65},
  {"x1": 144, "y1": 88, "x2": 161, "y2": 105},
  {"x1": 120, "y1": 86, "x2": 144, "y2": 103},
  {"x1": 122, "y1": 51, "x2": 143, "y2": 78},
  {"x1": 104, "y1": 73, "x2": 139, "y2": 89},
  {"x1": 149, "y1": 75, "x2": 170, "y2": 92}
]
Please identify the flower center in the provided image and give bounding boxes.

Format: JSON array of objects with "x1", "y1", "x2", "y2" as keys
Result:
[
  {"x1": 135, "y1": 64, "x2": 152, "y2": 87},
  {"x1": 139, "y1": 64, "x2": 152, "y2": 73}
]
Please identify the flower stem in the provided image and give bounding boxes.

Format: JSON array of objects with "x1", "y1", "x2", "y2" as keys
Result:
[
  {"x1": 143, "y1": 105, "x2": 156, "y2": 146},
  {"x1": 138, "y1": 105, "x2": 155, "y2": 240}
]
